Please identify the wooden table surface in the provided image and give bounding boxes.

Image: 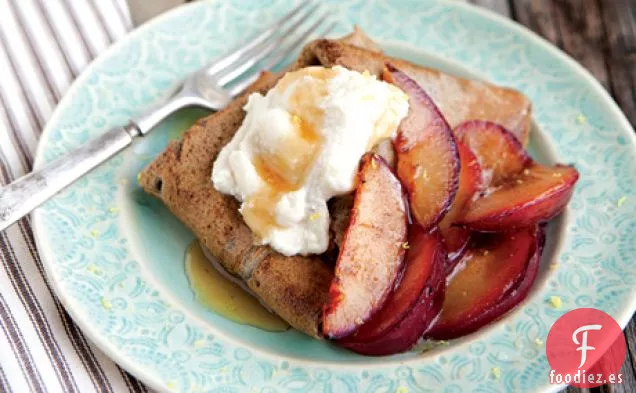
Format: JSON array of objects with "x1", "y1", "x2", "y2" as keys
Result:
[{"x1": 456, "y1": 1, "x2": 636, "y2": 392}]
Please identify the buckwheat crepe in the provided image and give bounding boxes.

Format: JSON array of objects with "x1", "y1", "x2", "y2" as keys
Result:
[{"x1": 139, "y1": 28, "x2": 531, "y2": 338}]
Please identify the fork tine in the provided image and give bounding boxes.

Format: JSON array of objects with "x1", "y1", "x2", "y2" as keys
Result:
[
  {"x1": 205, "y1": 1, "x2": 312, "y2": 76},
  {"x1": 215, "y1": 4, "x2": 320, "y2": 86},
  {"x1": 228, "y1": 12, "x2": 333, "y2": 97}
]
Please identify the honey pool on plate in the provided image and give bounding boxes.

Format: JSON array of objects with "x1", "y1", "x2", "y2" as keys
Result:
[{"x1": 184, "y1": 240, "x2": 289, "y2": 332}]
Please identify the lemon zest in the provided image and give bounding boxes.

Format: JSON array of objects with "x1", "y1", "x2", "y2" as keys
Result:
[
  {"x1": 575, "y1": 114, "x2": 587, "y2": 125},
  {"x1": 100, "y1": 297, "x2": 112, "y2": 310},
  {"x1": 617, "y1": 196, "x2": 627, "y2": 208},
  {"x1": 549, "y1": 296, "x2": 562, "y2": 309}
]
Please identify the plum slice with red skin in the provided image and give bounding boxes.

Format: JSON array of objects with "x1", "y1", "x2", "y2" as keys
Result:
[
  {"x1": 339, "y1": 227, "x2": 446, "y2": 344},
  {"x1": 383, "y1": 64, "x2": 460, "y2": 230},
  {"x1": 458, "y1": 164, "x2": 579, "y2": 232},
  {"x1": 454, "y1": 120, "x2": 579, "y2": 231},
  {"x1": 454, "y1": 120, "x2": 531, "y2": 187},
  {"x1": 340, "y1": 228, "x2": 446, "y2": 356},
  {"x1": 322, "y1": 153, "x2": 408, "y2": 339},
  {"x1": 438, "y1": 140, "x2": 481, "y2": 267},
  {"x1": 426, "y1": 226, "x2": 542, "y2": 340},
  {"x1": 442, "y1": 227, "x2": 470, "y2": 273},
  {"x1": 460, "y1": 226, "x2": 545, "y2": 336}
]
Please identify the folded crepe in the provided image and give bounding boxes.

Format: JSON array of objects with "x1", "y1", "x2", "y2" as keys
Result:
[{"x1": 139, "y1": 28, "x2": 532, "y2": 338}]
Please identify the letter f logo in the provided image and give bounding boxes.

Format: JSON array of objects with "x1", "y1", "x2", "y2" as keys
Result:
[{"x1": 572, "y1": 324, "x2": 602, "y2": 368}]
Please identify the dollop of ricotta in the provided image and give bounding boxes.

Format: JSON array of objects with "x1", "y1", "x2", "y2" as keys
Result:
[{"x1": 212, "y1": 66, "x2": 409, "y2": 256}]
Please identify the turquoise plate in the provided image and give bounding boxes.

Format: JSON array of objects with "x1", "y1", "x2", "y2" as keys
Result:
[{"x1": 33, "y1": 1, "x2": 636, "y2": 392}]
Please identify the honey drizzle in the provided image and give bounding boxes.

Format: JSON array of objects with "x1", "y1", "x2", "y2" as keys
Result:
[
  {"x1": 243, "y1": 67, "x2": 336, "y2": 239},
  {"x1": 185, "y1": 241, "x2": 289, "y2": 332}
]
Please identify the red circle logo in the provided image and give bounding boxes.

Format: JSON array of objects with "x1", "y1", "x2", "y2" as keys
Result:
[{"x1": 546, "y1": 308, "x2": 626, "y2": 388}]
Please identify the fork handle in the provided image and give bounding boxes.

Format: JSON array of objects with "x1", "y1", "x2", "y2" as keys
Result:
[{"x1": 0, "y1": 123, "x2": 140, "y2": 231}]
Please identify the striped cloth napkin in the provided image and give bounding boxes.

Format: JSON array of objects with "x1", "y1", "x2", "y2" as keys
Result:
[{"x1": 0, "y1": 1, "x2": 152, "y2": 392}]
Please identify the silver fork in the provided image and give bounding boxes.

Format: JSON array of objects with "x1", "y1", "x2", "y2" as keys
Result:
[{"x1": 0, "y1": 1, "x2": 335, "y2": 231}]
